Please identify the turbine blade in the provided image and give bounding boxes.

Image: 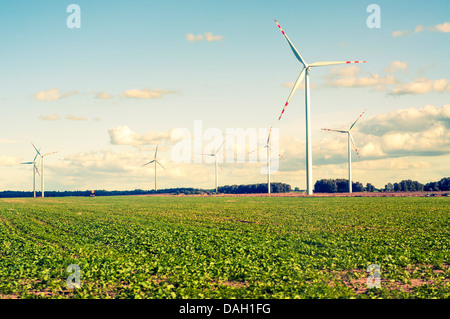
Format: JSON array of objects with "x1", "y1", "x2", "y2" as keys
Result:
[
  {"x1": 309, "y1": 61, "x2": 367, "y2": 67},
  {"x1": 43, "y1": 151, "x2": 58, "y2": 157},
  {"x1": 143, "y1": 160, "x2": 155, "y2": 166},
  {"x1": 349, "y1": 133, "x2": 360, "y2": 158},
  {"x1": 267, "y1": 126, "x2": 273, "y2": 144},
  {"x1": 156, "y1": 160, "x2": 165, "y2": 169},
  {"x1": 31, "y1": 142, "x2": 41, "y2": 156},
  {"x1": 248, "y1": 146, "x2": 265, "y2": 155},
  {"x1": 21, "y1": 162, "x2": 33, "y2": 164},
  {"x1": 278, "y1": 68, "x2": 306, "y2": 120},
  {"x1": 349, "y1": 109, "x2": 366, "y2": 130},
  {"x1": 321, "y1": 128, "x2": 348, "y2": 133},
  {"x1": 34, "y1": 164, "x2": 40, "y2": 176},
  {"x1": 274, "y1": 20, "x2": 307, "y2": 66},
  {"x1": 268, "y1": 145, "x2": 286, "y2": 160},
  {"x1": 215, "y1": 139, "x2": 226, "y2": 154},
  {"x1": 154, "y1": 145, "x2": 159, "y2": 159}
]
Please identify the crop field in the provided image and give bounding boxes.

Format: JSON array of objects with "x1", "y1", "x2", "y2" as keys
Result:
[{"x1": 0, "y1": 196, "x2": 449, "y2": 299}]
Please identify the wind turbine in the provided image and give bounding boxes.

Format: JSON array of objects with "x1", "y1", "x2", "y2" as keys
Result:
[
  {"x1": 321, "y1": 110, "x2": 365, "y2": 193},
  {"x1": 274, "y1": 19, "x2": 366, "y2": 195},
  {"x1": 201, "y1": 140, "x2": 226, "y2": 193},
  {"x1": 249, "y1": 126, "x2": 285, "y2": 194},
  {"x1": 21, "y1": 143, "x2": 41, "y2": 198},
  {"x1": 32, "y1": 143, "x2": 58, "y2": 198},
  {"x1": 143, "y1": 145, "x2": 165, "y2": 191}
]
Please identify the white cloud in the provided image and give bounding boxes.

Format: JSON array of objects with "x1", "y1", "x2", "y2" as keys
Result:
[
  {"x1": 384, "y1": 61, "x2": 408, "y2": 74},
  {"x1": 93, "y1": 92, "x2": 114, "y2": 99},
  {"x1": 120, "y1": 88, "x2": 174, "y2": 99},
  {"x1": 66, "y1": 115, "x2": 87, "y2": 121},
  {"x1": 325, "y1": 65, "x2": 396, "y2": 90},
  {"x1": 390, "y1": 77, "x2": 450, "y2": 95},
  {"x1": 392, "y1": 21, "x2": 450, "y2": 37},
  {"x1": 108, "y1": 126, "x2": 180, "y2": 148},
  {"x1": 185, "y1": 32, "x2": 224, "y2": 42},
  {"x1": 39, "y1": 114, "x2": 61, "y2": 121},
  {"x1": 0, "y1": 156, "x2": 21, "y2": 167},
  {"x1": 433, "y1": 22, "x2": 450, "y2": 33},
  {"x1": 34, "y1": 88, "x2": 78, "y2": 101},
  {"x1": 185, "y1": 33, "x2": 204, "y2": 42}
]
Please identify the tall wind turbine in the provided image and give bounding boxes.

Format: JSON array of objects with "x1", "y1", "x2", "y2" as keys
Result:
[
  {"x1": 322, "y1": 110, "x2": 365, "y2": 193},
  {"x1": 32, "y1": 143, "x2": 58, "y2": 198},
  {"x1": 201, "y1": 140, "x2": 226, "y2": 193},
  {"x1": 143, "y1": 145, "x2": 165, "y2": 191},
  {"x1": 249, "y1": 126, "x2": 285, "y2": 194},
  {"x1": 21, "y1": 143, "x2": 41, "y2": 198},
  {"x1": 274, "y1": 19, "x2": 366, "y2": 195}
]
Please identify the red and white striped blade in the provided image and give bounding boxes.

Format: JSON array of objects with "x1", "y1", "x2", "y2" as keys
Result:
[
  {"x1": 248, "y1": 146, "x2": 264, "y2": 155},
  {"x1": 31, "y1": 142, "x2": 41, "y2": 156},
  {"x1": 321, "y1": 128, "x2": 347, "y2": 133},
  {"x1": 279, "y1": 68, "x2": 306, "y2": 120},
  {"x1": 309, "y1": 61, "x2": 367, "y2": 67},
  {"x1": 349, "y1": 133, "x2": 360, "y2": 158},
  {"x1": 267, "y1": 126, "x2": 273, "y2": 144},
  {"x1": 274, "y1": 19, "x2": 307, "y2": 66},
  {"x1": 215, "y1": 139, "x2": 226, "y2": 154},
  {"x1": 349, "y1": 109, "x2": 366, "y2": 130},
  {"x1": 268, "y1": 145, "x2": 286, "y2": 160}
]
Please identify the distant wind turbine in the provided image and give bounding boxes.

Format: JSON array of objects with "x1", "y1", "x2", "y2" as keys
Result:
[
  {"x1": 274, "y1": 19, "x2": 366, "y2": 195},
  {"x1": 201, "y1": 140, "x2": 226, "y2": 193},
  {"x1": 249, "y1": 126, "x2": 285, "y2": 194},
  {"x1": 321, "y1": 110, "x2": 366, "y2": 193},
  {"x1": 21, "y1": 143, "x2": 41, "y2": 198},
  {"x1": 32, "y1": 143, "x2": 58, "y2": 198},
  {"x1": 143, "y1": 145, "x2": 165, "y2": 191}
]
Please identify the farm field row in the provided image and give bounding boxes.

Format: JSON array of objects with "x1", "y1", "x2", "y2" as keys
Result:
[{"x1": 0, "y1": 196, "x2": 449, "y2": 299}]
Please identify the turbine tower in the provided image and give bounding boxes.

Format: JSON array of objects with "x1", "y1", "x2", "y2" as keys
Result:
[
  {"x1": 201, "y1": 140, "x2": 225, "y2": 193},
  {"x1": 21, "y1": 143, "x2": 40, "y2": 198},
  {"x1": 274, "y1": 19, "x2": 366, "y2": 195},
  {"x1": 322, "y1": 110, "x2": 365, "y2": 193},
  {"x1": 143, "y1": 145, "x2": 165, "y2": 192},
  {"x1": 32, "y1": 143, "x2": 57, "y2": 198},
  {"x1": 249, "y1": 126, "x2": 285, "y2": 194}
]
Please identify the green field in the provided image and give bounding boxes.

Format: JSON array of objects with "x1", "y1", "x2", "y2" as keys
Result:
[{"x1": 0, "y1": 196, "x2": 449, "y2": 299}]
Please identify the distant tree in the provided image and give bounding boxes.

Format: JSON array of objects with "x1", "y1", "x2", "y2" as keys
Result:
[
  {"x1": 314, "y1": 179, "x2": 337, "y2": 193},
  {"x1": 352, "y1": 182, "x2": 364, "y2": 192},
  {"x1": 384, "y1": 182, "x2": 394, "y2": 192},
  {"x1": 365, "y1": 183, "x2": 375, "y2": 192},
  {"x1": 393, "y1": 183, "x2": 400, "y2": 192}
]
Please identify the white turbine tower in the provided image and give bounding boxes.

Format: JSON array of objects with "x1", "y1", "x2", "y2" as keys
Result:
[
  {"x1": 249, "y1": 126, "x2": 285, "y2": 194},
  {"x1": 21, "y1": 143, "x2": 41, "y2": 198},
  {"x1": 201, "y1": 140, "x2": 226, "y2": 193},
  {"x1": 32, "y1": 143, "x2": 58, "y2": 198},
  {"x1": 274, "y1": 19, "x2": 366, "y2": 195},
  {"x1": 143, "y1": 145, "x2": 165, "y2": 192},
  {"x1": 322, "y1": 110, "x2": 365, "y2": 193}
]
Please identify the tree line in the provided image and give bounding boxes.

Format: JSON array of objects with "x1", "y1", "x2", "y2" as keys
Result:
[
  {"x1": 0, "y1": 178, "x2": 447, "y2": 197},
  {"x1": 314, "y1": 177, "x2": 449, "y2": 193},
  {"x1": 218, "y1": 183, "x2": 292, "y2": 194}
]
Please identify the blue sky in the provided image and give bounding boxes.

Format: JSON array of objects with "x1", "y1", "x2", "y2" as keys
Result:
[{"x1": 1, "y1": 0, "x2": 449, "y2": 191}]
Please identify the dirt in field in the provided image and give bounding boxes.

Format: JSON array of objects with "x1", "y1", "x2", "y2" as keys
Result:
[
  {"x1": 332, "y1": 264, "x2": 450, "y2": 295},
  {"x1": 132, "y1": 191, "x2": 450, "y2": 198}
]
